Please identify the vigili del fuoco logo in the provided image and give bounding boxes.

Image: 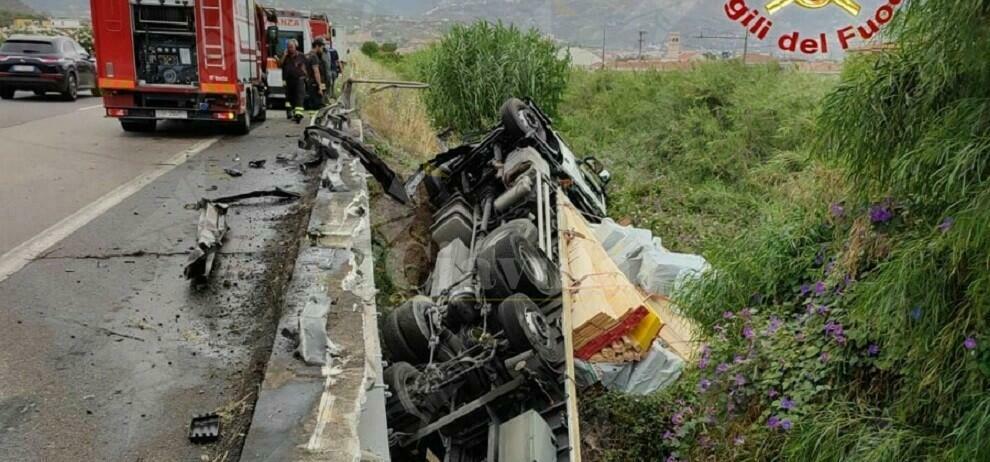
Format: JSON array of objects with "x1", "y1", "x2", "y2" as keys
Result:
[{"x1": 724, "y1": 0, "x2": 903, "y2": 55}]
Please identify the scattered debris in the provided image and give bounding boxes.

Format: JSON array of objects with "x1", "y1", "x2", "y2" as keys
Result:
[
  {"x1": 223, "y1": 167, "x2": 242, "y2": 177},
  {"x1": 297, "y1": 296, "x2": 341, "y2": 366},
  {"x1": 210, "y1": 187, "x2": 300, "y2": 205},
  {"x1": 184, "y1": 200, "x2": 228, "y2": 280},
  {"x1": 189, "y1": 413, "x2": 221, "y2": 443},
  {"x1": 575, "y1": 339, "x2": 684, "y2": 395},
  {"x1": 248, "y1": 159, "x2": 266, "y2": 169},
  {"x1": 302, "y1": 125, "x2": 409, "y2": 203}
]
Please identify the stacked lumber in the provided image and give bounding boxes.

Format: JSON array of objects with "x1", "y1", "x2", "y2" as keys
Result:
[{"x1": 558, "y1": 200, "x2": 664, "y2": 363}]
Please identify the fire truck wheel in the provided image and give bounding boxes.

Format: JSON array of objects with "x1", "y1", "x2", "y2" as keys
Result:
[
  {"x1": 232, "y1": 102, "x2": 252, "y2": 135},
  {"x1": 119, "y1": 119, "x2": 157, "y2": 133},
  {"x1": 254, "y1": 93, "x2": 267, "y2": 122},
  {"x1": 60, "y1": 73, "x2": 78, "y2": 101}
]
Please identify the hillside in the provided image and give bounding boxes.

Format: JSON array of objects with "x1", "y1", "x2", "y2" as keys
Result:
[
  {"x1": 0, "y1": 0, "x2": 34, "y2": 14},
  {"x1": 32, "y1": 0, "x2": 888, "y2": 54}
]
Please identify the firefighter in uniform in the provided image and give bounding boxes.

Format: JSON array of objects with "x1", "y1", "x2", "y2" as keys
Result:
[
  {"x1": 304, "y1": 39, "x2": 325, "y2": 110},
  {"x1": 279, "y1": 39, "x2": 308, "y2": 122}
]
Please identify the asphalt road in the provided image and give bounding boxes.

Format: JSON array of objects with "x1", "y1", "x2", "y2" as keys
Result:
[
  {"x1": 0, "y1": 95, "x2": 320, "y2": 460},
  {"x1": 0, "y1": 91, "x2": 222, "y2": 257}
]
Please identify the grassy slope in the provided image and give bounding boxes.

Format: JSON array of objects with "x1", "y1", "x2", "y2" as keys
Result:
[{"x1": 555, "y1": 63, "x2": 835, "y2": 254}]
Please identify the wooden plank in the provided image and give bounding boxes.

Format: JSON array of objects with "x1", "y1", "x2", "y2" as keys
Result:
[{"x1": 558, "y1": 196, "x2": 583, "y2": 462}]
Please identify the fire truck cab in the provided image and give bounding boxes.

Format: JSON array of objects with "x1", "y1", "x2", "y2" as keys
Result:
[
  {"x1": 261, "y1": 8, "x2": 332, "y2": 107},
  {"x1": 90, "y1": 0, "x2": 273, "y2": 134}
]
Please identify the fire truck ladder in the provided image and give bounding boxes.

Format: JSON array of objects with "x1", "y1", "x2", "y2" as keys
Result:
[{"x1": 201, "y1": 0, "x2": 225, "y2": 69}]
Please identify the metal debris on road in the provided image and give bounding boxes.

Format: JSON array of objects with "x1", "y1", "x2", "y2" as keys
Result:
[
  {"x1": 248, "y1": 159, "x2": 266, "y2": 169},
  {"x1": 188, "y1": 413, "x2": 221, "y2": 443},
  {"x1": 223, "y1": 167, "x2": 243, "y2": 177},
  {"x1": 184, "y1": 200, "x2": 228, "y2": 280},
  {"x1": 209, "y1": 187, "x2": 300, "y2": 205}
]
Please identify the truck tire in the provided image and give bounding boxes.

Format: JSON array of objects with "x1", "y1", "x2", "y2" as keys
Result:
[
  {"x1": 254, "y1": 93, "x2": 267, "y2": 122},
  {"x1": 476, "y1": 222, "x2": 560, "y2": 302},
  {"x1": 384, "y1": 362, "x2": 430, "y2": 427},
  {"x1": 497, "y1": 294, "x2": 563, "y2": 365},
  {"x1": 500, "y1": 97, "x2": 546, "y2": 144},
  {"x1": 395, "y1": 297, "x2": 433, "y2": 359},
  {"x1": 120, "y1": 119, "x2": 157, "y2": 132},
  {"x1": 61, "y1": 73, "x2": 78, "y2": 101},
  {"x1": 383, "y1": 307, "x2": 421, "y2": 364}
]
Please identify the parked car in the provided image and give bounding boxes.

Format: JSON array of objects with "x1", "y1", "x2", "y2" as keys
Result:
[{"x1": 0, "y1": 35, "x2": 99, "y2": 101}]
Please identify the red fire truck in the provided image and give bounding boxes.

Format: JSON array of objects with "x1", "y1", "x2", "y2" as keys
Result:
[
  {"x1": 90, "y1": 0, "x2": 279, "y2": 133},
  {"x1": 261, "y1": 8, "x2": 332, "y2": 107}
]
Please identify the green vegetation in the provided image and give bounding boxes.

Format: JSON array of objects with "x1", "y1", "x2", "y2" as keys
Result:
[
  {"x1": 570, "y1": 1, "x2": 990, "y2": 461},
  {"x1": 366, "y1": 2, "x2": 988, "y2": 459},
  {"x1": 360, "y1": 41, "x2": 380, "y2": 56},
  {"x1": 397, "y1": 20, "x2": 569, "y2": 135}
]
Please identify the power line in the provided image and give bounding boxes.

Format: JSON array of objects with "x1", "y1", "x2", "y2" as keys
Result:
[{"x1": 638, "y1": 30, "x2": 645, "y2": 59}]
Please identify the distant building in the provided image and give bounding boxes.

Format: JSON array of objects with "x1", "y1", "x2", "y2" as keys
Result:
[
  {"x1": 13, "y1": 18, "x2": 53, "y2": 32},
  {"x1": 52, "y1": 19, "x2": 83, "y2": 29},
  {"x1": 664, "y1": 32, "x2": 681, "y2": 61}
]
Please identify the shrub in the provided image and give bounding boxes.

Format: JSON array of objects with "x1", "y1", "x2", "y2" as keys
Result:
[
  {"x1": 380, "y1": 42, "x2": 398, "y2": 53},
  {"x1": 421, "y1": 20, "x2": 569, "y2": 134},
  {"x1": 360, "y1": 41, "x2": 379, "y2": 56}
]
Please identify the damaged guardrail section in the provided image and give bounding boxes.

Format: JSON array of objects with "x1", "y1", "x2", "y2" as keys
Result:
[{"x1": 241, "y1": 95, "x2": 391, "y2": 461}]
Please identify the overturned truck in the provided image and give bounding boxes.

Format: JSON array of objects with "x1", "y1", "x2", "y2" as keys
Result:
[{"x1": 375, "y1": 99, "x2": 609, "y2": 461}]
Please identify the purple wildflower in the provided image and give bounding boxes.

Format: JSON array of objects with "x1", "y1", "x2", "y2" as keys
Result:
[
  {"x1": 768, "y1": 415, "x2": 781, "y2": 429},
  {"x1": 780, "y1": 419, "x2": 793, "y2": 431},
  {"x1": 813, "y1": 281, "x2": 827, "y2": 296},
  {"x1": 938, "y1": 217, "x2": 954, "y2": 233},
  {"x1": 820, "y1": 351, "x2": 830, "y2": 363},
  {"x1": 766, "y1": 316, "x2": 783, "y2": 336},
  {"x1": 867, "y1": 343, "x2": 881, "y2": 357},
  {"x1": 800, "y1": 284, "x2": 811, "y2": 296},
  {"x1": 816, "y1": 304, "x2": 830, "y2": 316},
  {"x1": 739, "y1": 308, "x2": 753, "y2": 320},
  {"x1": 733, "y1": 435, "x2": 745, "y2": 446},
  {"x1": 723, "y1": 311, "x2": 735, "y2": 319},
  {"x1": 964, "y1": 336, "x2": 977, "y2": 351},
  {"x1": 781, "y1": 397, "x2": 796, "y2": 411},
  {"x1": 663, "y1": 430, "x2": 675, "y2": 441},
  {"x1": 665, "y1": 455, "x2": 679, "y2": 462},
  {"x1": 734, "y1": 373, "x2": 747, "y2": 387},
  {"x1": 869, "y1": 203, "x2": 894, "y2": 223},
  {"x1": 742, "y1": 324, "x2": 755, "y2": 340},
  {"x1": 830, "y1": 202, "x2": 845, "y2": 218},
  {"x1": 716, "y1": 363, "x2": 730, "y2": 374},
  {"x1": 699, "y1": 379, "x2": 712, "y2": 392},
  {"x1": 671, "y1": 412, "x2": 685, "y2": 425},
  {"x1": 768, "y1": 388, "x2": 779, "y2": 398},
  {"x1": 734, "y1": 354, "x2": 745, "y2": 364},
  {"x1": 698, "y1": 355, "x2": 710, "y2": 369}
]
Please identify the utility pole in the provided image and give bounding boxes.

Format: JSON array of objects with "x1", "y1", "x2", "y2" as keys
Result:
[
  {"x1": 638, "y1": 30, "x2": 645, "y2": 59},
  {"x1": 601, "y1": 23, "x2": 606, "y2": 70},
  {"x1": 695, "y1": 32, "x2": 749, "y2": 64}
]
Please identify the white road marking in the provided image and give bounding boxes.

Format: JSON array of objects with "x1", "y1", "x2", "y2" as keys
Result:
[
  {"x1": 77, "y1": 104, "x2": 103, "y2": 112},
  {"x1": 0, "y1": 136, "x2": 221, "y2": 283}
]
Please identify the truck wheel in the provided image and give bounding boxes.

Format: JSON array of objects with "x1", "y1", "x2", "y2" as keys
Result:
[
  {"x1": 476, "y1": 222, "x2": 560, "y2": 302},
  {"x1": 120, "y1": 119, "x2": 157, "y2": 132},
  {"x1": 383, "y1": 362, "x2": 430, "y2": 426},
  {"x1": 0, "y1": 88, "x2": 15, "y2": 99},
  {"x1": 231, "y1": 102, "x2": 252, "y2": 135},
  {"x1": 395, "y1": 297, "x2": 433, "y2": 359},
  {"x1": 497, "y1": 294, "x2": 563, "y2": 364},
  {"x1": 61, "y1": 73, "x2": 78, "y2": 101},
  {"x1": 383, "y1": 307, "x2": 420, "y2": 364},
  {"x1": 500, "y1": 97, "x2": 546, "y2": 144},
  {"x1": 252, "y1": 92, "x2": 267, "y2": 122}
]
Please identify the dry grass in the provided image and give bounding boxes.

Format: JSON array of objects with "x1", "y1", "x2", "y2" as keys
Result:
[{"x1": 344, "y1": 52, "x2": 440, "y2": 172}]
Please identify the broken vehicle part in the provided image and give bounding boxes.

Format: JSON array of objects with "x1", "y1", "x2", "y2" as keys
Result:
[
  {"x1": 303, "y1": 125, "x2": 410, "y2": 203},
  {"x1": 223, "y1": 167, "x2": 243, "y2": 177},
  {"x1": 209, "y1": 187, "x2": 301, "y2": 205},
  {"x1": 184, "y1": 201, "x2": 228, "y2": 280},
  {"x1": 248, "y1": 159, "x2": 266, "y2": 169},
  {"x1": 188, "y1": 413, "x2": 221, "y2": 443}
]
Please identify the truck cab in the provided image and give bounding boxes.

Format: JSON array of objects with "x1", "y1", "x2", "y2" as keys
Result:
[{"x1": 261, "y1": 8, "x2": 332, "y2": 107}]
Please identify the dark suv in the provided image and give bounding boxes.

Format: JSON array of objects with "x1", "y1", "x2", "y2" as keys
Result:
[{"x1": 0, "y1": 35, "x2": 98, "y2": 101}]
